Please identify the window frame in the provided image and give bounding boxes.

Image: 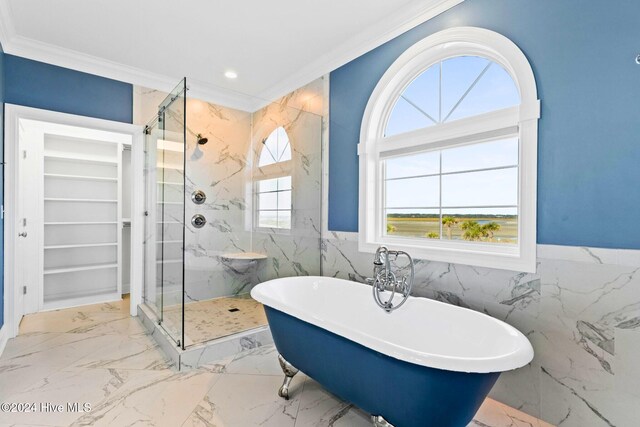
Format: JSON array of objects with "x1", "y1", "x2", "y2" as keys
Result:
[
  {"x1": 254, "y1": 127, "x2": 293, "y2": 233},
  {"x1": 358, "y1": 27, "x2": 540, "y2": 272}
]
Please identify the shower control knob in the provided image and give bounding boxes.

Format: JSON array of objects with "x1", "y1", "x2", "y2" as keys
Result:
[
  {"x1": 18, "y1": 232, "x2": 27, "y2": 237},
  {"x1": 191, "y1": 214, "x2": 207, "y2": 228},
  {"x1": 191, "y1": 190, "x2": 207, "y2": 205}
]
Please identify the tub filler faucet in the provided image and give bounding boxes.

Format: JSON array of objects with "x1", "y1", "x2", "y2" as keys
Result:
[{"x1": 367, "y1": 246, "x2": 414, "y2": 313}]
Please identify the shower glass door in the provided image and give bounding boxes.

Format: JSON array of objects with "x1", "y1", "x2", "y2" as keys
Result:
[{"x1": 144, "y1": 79, "x2": 187, "y2": 347}]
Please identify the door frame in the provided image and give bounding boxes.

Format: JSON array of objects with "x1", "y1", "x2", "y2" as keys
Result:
[{"x1": 3, "y1": 104, "x2": 145, "y2": 338}]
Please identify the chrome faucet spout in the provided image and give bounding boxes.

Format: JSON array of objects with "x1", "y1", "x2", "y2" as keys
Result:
[{"x1": 368, "y1": 246, "x2": 414, "y2": 313}]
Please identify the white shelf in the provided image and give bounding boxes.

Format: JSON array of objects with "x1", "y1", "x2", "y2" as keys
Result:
[
  {"x1": 44, "y1": 198, "x2": 118, "y2": 203},
  {"x1": 122, "y1": 218, "x2": 131, "y2": 222},
  {"x1": 44, "y1": 173, "x2": 117, "y2": 182},
  {"x1": 157, "y1": 201, "x2": 182, "y2": 205},
  {"x1": 43, "y1": 292, "x2": 121, "y2": 311},
  {"x1": 220, "y1": 252, "x2": 268, "y2": 261},
  {"x1": 45, "y1": 221, "x2": 118, "y2": 226},
  {"x1": 157, "y1": 181, "x2": 183, "y2": 186},
  {"x1": 157, "y1": 221, "x2": 182, "y2": 224},
  {"x1": 44, "y1": 243, "x2": 118, "y2": 250},
  {"x1": 44, "y1": 152, "x2": 118, "y2": 165},
  {"x1": 44, "y1": 263, "x2": 118, "y2": 275},
  {"x1": 157, "y1": 240, "x2": 182, "y2": 244}
]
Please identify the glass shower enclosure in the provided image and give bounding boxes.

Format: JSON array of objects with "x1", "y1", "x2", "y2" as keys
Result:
[
  {"x1": 142, "y1": 77, "x2": 324, "y2": 351},
  {"x1": 144, "y1": 79, "x2": 187, "y2": 347}
]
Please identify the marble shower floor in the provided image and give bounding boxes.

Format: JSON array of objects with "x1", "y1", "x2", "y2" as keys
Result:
[
  {"x1": 162, "y1": 294, "x2": 268, "y2": 346},
  {"x1": 0, "y1": 299, "x2": 553, "y2": 427}
]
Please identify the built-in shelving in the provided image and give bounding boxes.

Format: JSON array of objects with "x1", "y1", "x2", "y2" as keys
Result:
[
  {"x1": 44, "y1": 173, "x2": 118, "y2": 182},
  {"x1": 45, "y1": 221, "x2": 118, "y2": 225},
  {"x1": 44, "y1": 151, "x2": 118, "y2": 165},
  {"x1": 44, "y1": 198, "x2": 118, "y2": 203},
  {"x1": 44, "y1": 243, "x2": 118, "y2": 250},
  {"x1": 39, "y1": 133, "x2": 125, "y2": 310},
  {"x1": 44, "y1": 263, "x2": 118, "y2": 275}
]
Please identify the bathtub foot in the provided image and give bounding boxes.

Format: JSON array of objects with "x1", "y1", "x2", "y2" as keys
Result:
[
  {"x1": 371, "y1": 415, "x2": 395, "y2": 427},
  {"x1": 277, "y1": 354, "x2": 299, "y2": 400}
]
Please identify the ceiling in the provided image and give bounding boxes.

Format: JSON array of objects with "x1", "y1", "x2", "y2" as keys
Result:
[{"x1": 0, "y1": 0, "x2": 462, "y2": 111}]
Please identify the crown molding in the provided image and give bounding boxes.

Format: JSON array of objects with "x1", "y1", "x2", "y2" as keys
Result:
[
  {"x1": 2, "y1": 35, "x2": 261, "y2": 111},
  {"x1": 0, "y1": 0, "x2": 16, "y2": 51},
  {"x1": 0, "y1": 0, "x2": 464, "y2": 112},
  {"x1": 254, "y1": 0, "x2": 464, "y2": 108}
]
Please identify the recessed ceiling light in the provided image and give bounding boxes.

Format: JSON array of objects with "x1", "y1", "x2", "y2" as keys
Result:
[{"x1": 224, "y1": 70, "x2": 238, "y2": 79}]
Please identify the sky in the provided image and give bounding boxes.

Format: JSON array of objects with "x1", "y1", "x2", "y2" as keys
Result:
[{"x1": 383, "y1": 56, "x2": 520, "y2": 217}]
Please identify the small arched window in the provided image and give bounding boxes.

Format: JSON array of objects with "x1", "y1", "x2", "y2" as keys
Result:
[
  {"x1": 359, "y1": 27, "x2": 540, "y2": 272},
  {"x1": 259, "y1": 126, "x2": 291, "y2": 166},
  {"x1": 255, "y1": 127, "x2": 292, "y2": 230}
]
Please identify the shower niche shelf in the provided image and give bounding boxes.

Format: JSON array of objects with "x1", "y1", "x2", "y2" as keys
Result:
[{"x1": 219, "y1": 252, "x2": 268, "y2": 261}]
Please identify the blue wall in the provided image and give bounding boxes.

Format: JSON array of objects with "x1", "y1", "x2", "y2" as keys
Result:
[
  {"x1": 329, "y1": 0, "x2": 640, "y2": 249},
  {"x1": 0, "y1": 45, "x2": 5, "y2": 329},
  {"x1": 4, "y1": 55, "x2": 133, "y2": 123},
  {"x1": 0, "y1": 53, "x2": 133, "y2": 328}
]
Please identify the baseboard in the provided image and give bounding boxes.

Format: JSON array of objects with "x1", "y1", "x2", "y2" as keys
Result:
[{"x1": 0, "y1": 325, "x2": 9, "y2": 359}]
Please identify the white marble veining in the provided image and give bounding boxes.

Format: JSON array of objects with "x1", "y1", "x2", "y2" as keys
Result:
[
  {"x1": 322, "y1": 231, "x2": 640, "y2": 426},
  {"x1": 135, "y1": 79, "x2": 323, "y2": 316},
  {"x1": 0, "y1": 299, "x2": 550, "y2": 427}
]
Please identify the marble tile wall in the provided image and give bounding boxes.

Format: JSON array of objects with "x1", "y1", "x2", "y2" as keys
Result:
[
  {"x1": 251, "y1": 79, "x2": 324, "y2": 283},
  {"x1": 322, "y1": 231, "x2": 640, "y2": 426},
  {"x1": 133, "y1": 79, "x2": 323, "y2": 307}
]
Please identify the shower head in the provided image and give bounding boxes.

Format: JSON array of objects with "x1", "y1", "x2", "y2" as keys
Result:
[{"x1": 196, "y1": 133, "x2": 208, "y2": 145}]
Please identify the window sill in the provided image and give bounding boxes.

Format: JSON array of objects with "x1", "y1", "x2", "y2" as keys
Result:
[{"x1": 358, "y1": 236, "x2": 536, "y2": 273}]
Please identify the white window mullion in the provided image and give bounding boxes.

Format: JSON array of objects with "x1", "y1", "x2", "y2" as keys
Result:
[{"x1": 359, "y1": 27, "x2": 539, "y2": 273}]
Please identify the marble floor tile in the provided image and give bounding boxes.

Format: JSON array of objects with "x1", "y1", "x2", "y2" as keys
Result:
[
  {"x1": 72, "y1": 370, "x2": 221, "y2": 427},
  {"x1": 471, "y1": 398, "x2": 555, "y2": 427},
  {"x1": 0, "y1": 332, "x2": 130, "y2": 369},
  {"x1": 0, "y1": 298, "x2": 553, "y2": 427},
  {"x1": 72, "y1": 333, "x2": 174, "y2": 371},
  {"x1": 181, "y1": 373, "x2": 302, "y2": 427},
  {"x1": 0, "y1": 368, "x2": 166, "y2": 426},
  {"x1": 0, "y1": 362, "x2": 64, "y2": 401},
  {"x1": 221, "y1": 343, "x2": 284, "y2": 375},
  {"x1": 19, "y1": 299, "x2": 130, "y2": 335},
  {"x1": 294, "y1": 378, "x2": 371, "y2": 427},
  {"x1": 0, "y1": 332, "x2": 61, "y2": 359}
]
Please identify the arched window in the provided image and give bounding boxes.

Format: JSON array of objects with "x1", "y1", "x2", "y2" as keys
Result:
[
  {"x1": 259, "y1": 126, "x2": 291, "y2": 166},
  {"x1": 255, "y1": 127, "x2": 292, "y2": 229},
  {"x1": 359, "y1": 27, "x2": 540, "y2": 272}
]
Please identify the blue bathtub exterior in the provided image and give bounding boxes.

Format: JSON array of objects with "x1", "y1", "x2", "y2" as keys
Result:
[{"x1": 265, "y1": 306, "x2": 501, "y2": 427}]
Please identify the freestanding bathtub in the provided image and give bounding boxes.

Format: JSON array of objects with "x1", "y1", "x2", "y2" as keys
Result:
[{"x1": 251, "y1": 276, "x2": 533, "y2": 427}]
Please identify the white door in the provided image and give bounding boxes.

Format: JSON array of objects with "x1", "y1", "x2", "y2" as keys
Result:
[
  {"x1": 16, "y1": 125, "x2": 41, "y2": 316},
  {"x1": 5, "y1": 105, "x2": 144, "y2": 335},
  {"x1": 18, "y1": 118, "x2": 130, "y2": 312}
]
